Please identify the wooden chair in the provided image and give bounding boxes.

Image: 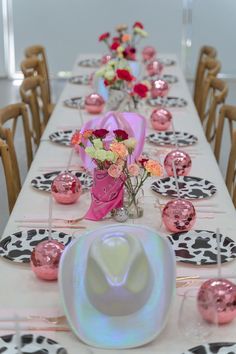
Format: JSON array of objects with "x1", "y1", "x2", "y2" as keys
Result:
[
  {"x1": 200, "y1": 77, "x2": 228, "y2": 143},
  {"x1": 0, "y1": 139, "x2": 20, "y2": 213},
  {"x1": 196, "y1": 57, "x2": 221, "y2": 117},
  {"x1": 193, "y1": 45, "x2": 217, "y2": 112},
  {"x1": 20, "y1": 75, "x2": 50, "y2": 146},
  {"x1": 225, "y1": 130, "x2": 236, "y2": 207},
  {"x1": 24, "y1": 45, "x2": 55, "y2": 115},
  {"x1": 0, "y1": 103, "x2": 34, "y2": 191}
]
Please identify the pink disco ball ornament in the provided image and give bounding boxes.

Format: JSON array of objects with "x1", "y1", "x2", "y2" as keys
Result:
[
  {"x1": 51, "y1": 171, "x2": 82, "y2": 204},
  {"x1": 85, "y1": 93, "x2": 105, "y2": 114},
  {"x1": 197, "y1": 278, "x2": 236, "y2": 324},
  {"x1": 101, "y1": 54, "x2": 112, "y2": 65},
  {"x1": 150, "y1": 108, "x2": 172, "y2": 131},
  {"x1": 162, "y1": 199, "x2": 196, "y2": 232},
  {"x1": 164, "y1": 150, "x2": 192, "y2": 176},
  {"x1": 30, "y1": 240, "x2": 65, "y2": 281},
  {"x1": 146, "y1": 60, "x2": 164, "y2": 76},
  {"x1": 151, "y1": 79, "x2": 169, "y2": 98},
  {"x1": 142, "y1": 46, "x2": 157, "y2": 62}
]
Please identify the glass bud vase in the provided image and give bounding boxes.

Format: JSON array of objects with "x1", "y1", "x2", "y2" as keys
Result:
[{"x1": 124, "y1": 189, "x2": 144, "y2": 219}]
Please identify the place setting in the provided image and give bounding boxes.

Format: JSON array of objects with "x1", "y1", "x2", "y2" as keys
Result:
[{"x1": 68, "y1": 74, "x2": 92, "y2": 85}]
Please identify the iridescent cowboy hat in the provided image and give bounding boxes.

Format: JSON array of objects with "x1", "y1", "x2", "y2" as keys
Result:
[{"x1": 58, "y1": 224, "x2": 176, "y2": 349}]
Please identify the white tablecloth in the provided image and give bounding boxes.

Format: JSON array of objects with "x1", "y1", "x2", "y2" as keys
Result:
[{"x1": 1, "y1": 54, "x2": 236, "y2": 353}]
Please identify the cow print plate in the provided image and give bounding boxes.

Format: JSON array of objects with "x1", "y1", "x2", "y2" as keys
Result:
[
  {"x1": 151, "y1": 176, "x2": 217, "y2": 199},
  {"x1": 49, "y1": 130, "x2": 75, "y2": 147},
  {"x1": 168, "y1": 230, "x2": 236, "y2": 265},
  {"x1": 147, "y1": 96, "x2": 187, "y2": 108},
  {"x1": 147, "y1": 131, "x2": 198, "y2": 147},
  {"x1": 63, "y1": 97, "x2": 84, "y2": 109},
  {"x1": 69, "y1": 74, "x2": 91, "y2": 85},
  {"x1": 0, "y1": 229, "x2": 72, "y2": 263},
  {"x1": 31, "y1": 171, "x2": 92, "y2": 193},
  {"x1": 77, "y1": 58, "x2": 101, "y2": 67},
  {"x1": 143, "y1": 74, "x2": 178, "y2": 84},
  {"x1": 182, "y1": 342, "x2": 236, "y2": 354},
  {"x1": 157, "y1": 58, "x2": 176, "y2": 66},
  {"x1": 0, "y1": 334, "x2": 67, "y2": 354}
]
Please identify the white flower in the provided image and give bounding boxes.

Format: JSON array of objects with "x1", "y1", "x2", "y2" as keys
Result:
[
  {"x1": 95, "y1": 149, "x2": 107, "y2": 161},
  {"x1": 96, "y1": 67, "x2": 106, "y2": 77},
  {"x1": 124, "y1": 137, "x2": 136, "y2": 152},
  {"x1": 85, "y1": 146, "x2": 96, "y2": 158},
  {"x1": 106, "y1": 151, "x2": 118, "y2": 163},
  {"x1": 133, "y1": 27, "x2": 148, "y2": 37},
  {"x1": 93, "y1": 138, "x2": 103, "y2": 149},
  {"x1": 104, "y1": 69, "x2": 116, "y2": 81}
]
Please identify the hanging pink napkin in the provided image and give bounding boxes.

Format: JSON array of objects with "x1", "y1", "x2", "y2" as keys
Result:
[
  {"x1": 85, "y1": 169, "x2": 124, "y2": 221},
  {"x1": 78, "y1": 111, "x2": 146, "y2": 170}
]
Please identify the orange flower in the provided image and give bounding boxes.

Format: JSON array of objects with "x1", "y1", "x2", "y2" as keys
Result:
[
  {"x1": 122, "y1": 34, "x2": 131, "y2": 43},
  {"x1": 110, "y1": 142, "x2": 128, "y2": 159},
  {"x1": 71, "y1": 131, "x2": 82, "y2": 145},
  {"x1": 144, "y1": 159, "x2": 163, "y2": 176},
  {"x1": 83, "y1": 130, "x2": 93, "y2": 139}
]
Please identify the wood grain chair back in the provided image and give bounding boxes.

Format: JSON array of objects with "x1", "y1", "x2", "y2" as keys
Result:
[
  {"x1": 214, "y1": 105, "x2": 236, "y2": 162},
  {"x1": 194, "y1": 46, "x2": 217, "y2": 112},
  {"x1": 0, "y1": 103, "x2": 33, "y2": 186},
  {"x1": 0, "y1": 139, "x2": 20, "y2": 213},
  {"x1": 201, "y1": 77, "x2": 228, "y2": 143},
  {"x1": 225, "y1": 130, "x2": 236, "y2": 207},
  {"x1": 20, "y1": 75, "x2": 49, "y2": 146},
  {"x1": 21, "y1": 57, "x2": 45, "y2": 79}
]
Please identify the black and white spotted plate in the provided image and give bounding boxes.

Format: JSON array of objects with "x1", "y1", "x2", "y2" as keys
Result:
[
  {"x1": 147, "y1": 96, "x2": 188, "y2": 108},
  {"x1": 157, "y1": 58, "x2": 176, "y2": 66},
  {"x1": 31, "y1": 171, "x2": 92, "y2": 193},
  {"x1": 143, "y1": 74, "x2": 178, "y2": 84},
  {"x1": 0, "y1": 229, "x2": 72, "y2": 263},
  {"x1": 151, "y1": 176, "x2": 217, "y2": 199},
  {"x1": 49, "y1": 130, "x2": 75, "y2": 147},
  {"x1": 168, "y1": 230, "x2": 236, "y2": 265},
  {"x1": 69, "y1": 74, "x2": 90, "y2": 85},
  {"x1": 147, "y1": 131, "x2": 198, "y2": 147},
  {"x1": 78, "y1": 58, "x2": 101, "y2": 67},
  {"x1": 63, "y1": 97, "x2": 84, "y2": 109},
  {"x1": 182, "y1": 342, "x2": 236, "y2": 354},
  {"x1": 0, "y1": 334, "x2": 67, "y2": 354}
]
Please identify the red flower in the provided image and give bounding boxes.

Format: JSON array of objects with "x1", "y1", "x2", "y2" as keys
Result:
[
  {"x1": 93, "y1": 129, "x2": 109, "y2": 138},
  {"x1": 116, "y1": 69, "x2": 134, "y2": 82},
  {"x1": 112, "y1": 36, "x2": 120, "y2": 42},
  {"x1": 104, "y1": 77, "x2": 116, "y2": 86},
  {"x1": 113, "y1": 129, "x2": 128, "y2": 141},
  {"x1": 133, "y1": 21, "x2": 144, "y2": 29},
  {"x1": 110, "y1": 41, "x2": 120, "y2": 51},
  {"x1": 133, "y1": 83, "x2": 149, "y2": 98},
  {"x1": 123, "y1": 46, "x2": 136, "y2": 60},
  {"x1": 98, "y1": 32, "x2": 110, "y2": 42},
  {"x1": 137, "y1": 156, "x2": 149, "y2": 166}
]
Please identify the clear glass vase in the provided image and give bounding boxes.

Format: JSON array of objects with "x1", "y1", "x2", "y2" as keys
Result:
[{"x1": 124, "y1": 189, "x2": 144, "y2": 219}]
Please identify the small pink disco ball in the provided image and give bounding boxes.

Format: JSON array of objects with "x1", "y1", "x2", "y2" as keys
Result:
[
  {"x1": 197, "y1": 278, "x2": 236, "y2": 324},
  {"x1": 151, "y1": 79, "x2": 169, "y2": 98},
  {"x1": 146, "y1": 60, "x2": 164, "y2": 76},
  {"x1": 142, "y1": 46, "x2": 157, "y2": 62},
  {"x1": 162, "y1": 199, "x2": 196, "y2": 232},
  {"x1": 101, "y1": 54, "x2": 112, "y2": 65},
  {"x1": 164, "y1": 150, "x2": 192, "y2": 176},
  {"x1": 51, "y1": 171, "x2": 82, "y2": 204},
  {"x1": 30, "y1": 240, "x2": 65, "y2": 281},
  {"x1": 85, "y1": 93, "x2": 105, "y2": 114},
  {"x1": 150, "y1": 108, "x2": 172, "y2": 131}
]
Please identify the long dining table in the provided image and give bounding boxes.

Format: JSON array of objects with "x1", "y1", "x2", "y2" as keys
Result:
[{"x1": 1, "y1": 53, "x2": 236, "y2": 354}]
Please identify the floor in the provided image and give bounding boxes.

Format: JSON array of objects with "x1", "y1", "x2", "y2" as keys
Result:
[{"x1": 0, "y1": 78, "x2": 235, "y2": 235}]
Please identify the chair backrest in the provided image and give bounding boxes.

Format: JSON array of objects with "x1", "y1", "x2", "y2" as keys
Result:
[
  {"x1": 201, "y1": 77, "x2": 228, "y2": 143},
  {"x1": 24, "y1": 45, "x2": 51, "y2": 106},
  {"x1": 20, "y1": 75, "x2": 49, "y2": 146},
  {"x1": 21, "y1": 56, "x2": 45, "y2": 79},
  {"x1": 194, "y1": 46, "x2": 217, "y2": 111},
  {"x1": 0, "y1": 139, "x2": 20, "y2": 213},
  {"x1": 0, "y1": 103, "x2": 33, "y2": 188},
  {"x1": 214, "y1": 104, "x2": 236, "y2": 162},
  {"x1": 225, "y1": 130, "x2": 236, "y2": 207}
]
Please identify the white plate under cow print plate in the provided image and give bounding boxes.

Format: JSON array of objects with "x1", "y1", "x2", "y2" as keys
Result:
[
  {"x1": 147, "y1": 131, "x2": 198, "y2": 147},
  {"x1": 168, "y1": 230, "x2": 236, "y2": 265},
  {"x1": 69, "y1": 74, "x2": 91, "y2": 85},
  {"x1": 0, "y1": 333, "x2": 67, "y2": 354},
  {"x1": 77, "y1": 58, "x2": 101, "y2": 67},
  {"x1": 49, "y1": 130, "x2": 75, "y2": 147},
  {"x1": 182, "y1": 342, "x2": 236, "y2": 354},
  {"x1": 157, "y1": 58, "x2": 176, "y2": 66},
  {"x1": 151, "y1": 176, "x2": 217, "y2": 199},
  {"x1": 143, "y1": 74, "x2": 178, "y2": 84},
  {"x1": 0, "y1": 229, "x2": 72, "y2": 263},
  {"x1": 63, "y1": 97, "x2": 84, "y2": 109},
  {"x1": 147, "y1": 96, "x2": 188, "y2": 108},
  {"x1": 31, "y1": 171, "x2": 92, "y2": 193}
]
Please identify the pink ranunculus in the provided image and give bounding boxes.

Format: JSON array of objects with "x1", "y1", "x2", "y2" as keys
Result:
[
  {"x1": 108, "y1": 164, "x2": 123, "y2": 178},
  {"x1": 128, "y1": 163, "x2": 140, "y2": 176}
]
